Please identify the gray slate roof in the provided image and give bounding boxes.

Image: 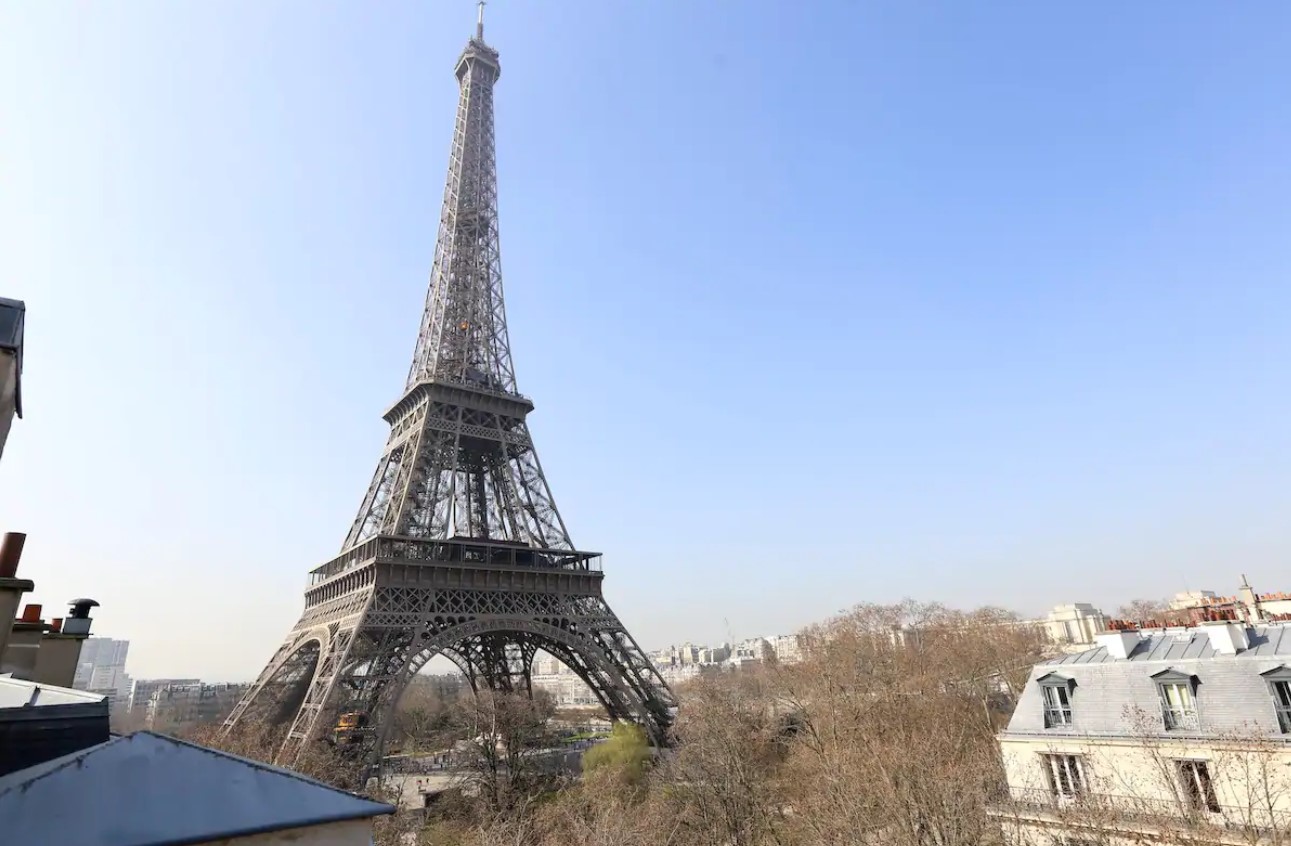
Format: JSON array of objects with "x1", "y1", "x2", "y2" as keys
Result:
[
  {"x1": 1004, "y1": 624, "x2": 1291, "y2": 739},
  {"x1": 0, "y1": 731, "x2": 393, "y2": 846},
  {"x1": 1046, "y1": 625, "x2": 1291, "y2": 665}
]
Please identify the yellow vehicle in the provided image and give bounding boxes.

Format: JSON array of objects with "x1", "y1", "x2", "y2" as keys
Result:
[{"x1": 333, "y1": 711, "x2": 369, "y2": 745}]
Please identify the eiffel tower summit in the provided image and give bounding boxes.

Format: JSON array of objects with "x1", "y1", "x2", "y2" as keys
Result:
[{"x1": 224, "y1": 6, "x2": 676, "y2": 765}]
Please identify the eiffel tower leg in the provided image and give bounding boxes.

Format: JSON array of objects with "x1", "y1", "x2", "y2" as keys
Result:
[
  {"x1": 277, "y1": 625, "x2": 358, "y2": 762},
  {"x1": 223, "y1": 607, "x2": 349, "y2": 735}
]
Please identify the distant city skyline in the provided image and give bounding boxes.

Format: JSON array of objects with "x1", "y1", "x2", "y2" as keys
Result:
[{"x1": 4, "y1": 2, "x2": 1291, "y2": 681}]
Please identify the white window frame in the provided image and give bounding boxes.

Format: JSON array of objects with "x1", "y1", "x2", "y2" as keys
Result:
[
  {"x1": 1260, "y1": 666, "x2": 1291, "y2": 734},
  {"x1": 1041, "y1": 684, "x2": 1072, "y2": 728},
  {"x1": 1272, "y1": 679, "x2": 1291, "y2": 734},
  {"x1": 1157, "y1": 680, "x2": 1198, "y2": 731},
  {"x1": 1040, "y1": 753, "x2": 1086, "y2": 801}
]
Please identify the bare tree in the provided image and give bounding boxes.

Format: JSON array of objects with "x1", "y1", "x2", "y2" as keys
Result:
[
  {"x1": 391, "y1": 675, "x2": 458, "y2": 752},
  {"x1": 772, "y1": 601, "x2": 1039, "y2": 846},
  {"x1": 1116, "y1": 598, "x2": 1168, "y2": 622},
  {"x1": 654, "y1": 673, "x2": 788, "y2": 846},
  {"x1": 448, "y1": 688, "x2": 558, "y2": 812}
]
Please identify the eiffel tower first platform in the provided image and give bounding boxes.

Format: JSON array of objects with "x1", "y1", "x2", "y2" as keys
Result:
[{"x1": 223, "y1": 10, "x2": 676, "y2": 765}]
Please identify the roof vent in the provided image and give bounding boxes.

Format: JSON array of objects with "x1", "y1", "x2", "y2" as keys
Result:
[
  {"x1": 61, "y1": 598, "x2": 98, "y2": 636},
  {"x1": 1095, "y1": 630, "x2": 1142, "y2": 659},
  {"x1": 1202, "y1": 620, "x2": 1250, "y2": 655}
]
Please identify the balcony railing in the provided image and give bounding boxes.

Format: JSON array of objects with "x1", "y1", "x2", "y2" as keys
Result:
[
  {"x1": 993, "y1": 787, "x2": 1291, "y2": 835},
  {"x1": 308, "y1": 535, "x2": 602, "y2": 587},
  {"x1": 1044, "y1": 706, "x2": 1073, "y2": 728},
  {"x1": 1162, "y1": 707, "x2": 1199, "y2": 731},
  {"x1": 1276, "y1": 705, "x2": 1291, "y2": 734}
]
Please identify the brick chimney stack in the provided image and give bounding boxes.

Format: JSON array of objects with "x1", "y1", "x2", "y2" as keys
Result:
[{"x1": 0, "y1": 532, "x2": 34, "y2": 660}]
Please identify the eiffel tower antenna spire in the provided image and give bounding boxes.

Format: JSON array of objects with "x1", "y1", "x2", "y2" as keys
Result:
[
  {"x1": 476, "y1": 1, "x2": 486, "y2": 40},
  {"x1": 223, "y1": 16, "x2": 675, "y2": 768}
]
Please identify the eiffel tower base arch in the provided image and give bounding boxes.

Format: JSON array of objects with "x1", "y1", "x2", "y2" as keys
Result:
[{"x1": 223, "y1": 536, "x2": 675, "y2": 767}]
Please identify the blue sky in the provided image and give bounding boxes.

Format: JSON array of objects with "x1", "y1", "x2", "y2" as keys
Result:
[{"x1": 3, "y1": 2, "x2": 1290, "y2": 681}]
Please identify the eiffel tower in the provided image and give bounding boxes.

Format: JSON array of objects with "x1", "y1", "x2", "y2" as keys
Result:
[{"x1": 224, "y1": 8, "x2": 676, "y2": 765}]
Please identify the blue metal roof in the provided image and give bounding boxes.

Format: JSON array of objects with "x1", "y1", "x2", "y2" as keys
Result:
[{"x1": 0, "y1": 731, "x2": 393, "y2": 846}]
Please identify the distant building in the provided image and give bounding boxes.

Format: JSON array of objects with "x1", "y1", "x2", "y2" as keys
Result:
[
  {"x1": 144, "y1": 682, "x2": 247, "y2": 731},
  {"x1": 129, "y1": 677, "x2": 201, "y2": 715},
  {"x1": 1156, "y1": 577, "x2": 1291, "y2": 625},
  {"x1": 73, "y1": 637, "x2": 132, "y2": 708},
  {"x1": 768, "y1": 634, "x2": 802, "y2": 664},
  {"x1": 991, "y1": 620, "x2": 1291, "y2": 845},
  {"x1": 1042, "y1": 603, "x2": 1108, "y2": 649},
  {"x1": 531, "y1": 673, "x2": 602, "y2": 708},
  {"x1": 734, "y1": 637, "x2": 772, "y2": 661}
]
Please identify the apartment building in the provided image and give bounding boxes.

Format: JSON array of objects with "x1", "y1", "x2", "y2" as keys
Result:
[
  {"x1": 143, "y1": 682, "x2": 246, "y2": 731},
  {"x1": 991, "y1": 621, "x2": 1291, "y2": 845},
  {"x1": 72, "y1": 637, "x2": 133, "y2": 708},
  {"x1": 128, "y1": 677, "x2": 201, "y2": 715}
]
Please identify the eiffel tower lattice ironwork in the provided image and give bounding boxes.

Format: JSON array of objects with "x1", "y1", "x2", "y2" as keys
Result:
[{"x1": 223, "y1": 15, "x2": 676, "y2": 765}]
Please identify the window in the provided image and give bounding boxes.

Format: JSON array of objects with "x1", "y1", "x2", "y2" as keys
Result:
[
  {"x1": 1261, "y1": 667, "x2": 1291, "y2": 734},
  {"x1": 1042, "y1": 684, "x2": 1072, "y2": 727},
  {"x1": 1037, "y1": 673, "x2": 1075, "y2": 728},
  {"x1": 1159, "y1": 682, "x2": 1197, "y2": 730},
  {"x1": 1176, "y1": 760, "x2": 1220, "y2": 813},
  {"x1": 1151, "y1": 671, "x2": 1199, "y2": 731},
  {"x1": 1041, "y1": 753, "x2": 1085, "y2": 800},
  {"x1": 1272, "y1": 680, "x2": 1291, "y2": 734}
]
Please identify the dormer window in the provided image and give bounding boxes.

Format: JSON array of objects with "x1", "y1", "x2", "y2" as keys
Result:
[
  {"x1": 1151, "y1": 669, "x2": 1199, "y2": 731},
  {"x1": 1259, "y1": 666, "x2": 1291, "y2": 733},
  {"x1": 1038, "y1": 673, "x2": 1075, "y2": 728}
]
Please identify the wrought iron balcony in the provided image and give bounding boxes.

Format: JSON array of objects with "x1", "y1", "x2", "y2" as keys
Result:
[
  {"x1": 991, "y1": 787, "x2": 1291, "y2": 836},
  {"x1": 1162, "y1": 707, "x2": 1199, "y2": 731}
]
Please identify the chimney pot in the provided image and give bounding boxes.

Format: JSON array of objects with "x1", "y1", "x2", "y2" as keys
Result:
[
  {"x1": 0, "y1": 532, "x2": 26, "y2": 578},
  {"x1": 19, "y1": 603, "x2": 42, "y2": 623},
  {"x1": 1203, "y1": 620, "x2": 1250, "y2": 654},
  {"x1": 49, "y1": 617, "x2": 63, "y2": 633},
  {"x1": 1095, "y1": 629, "x2": 1142, "y2": 659}
]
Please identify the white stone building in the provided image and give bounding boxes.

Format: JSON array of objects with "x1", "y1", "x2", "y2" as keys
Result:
[
  {"x1": 991, "y1": 621, "x2": 1291, "y2": 845},
  {"x1": 1042, "y1": 603, "x2": 1109, "y2": 649}
]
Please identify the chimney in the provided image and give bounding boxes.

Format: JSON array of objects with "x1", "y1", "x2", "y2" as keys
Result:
[
  {"x1": 61, "y1": 598, "x2": 98, "y2": 636},
  {"x1": 1203, "y1": 620, "x2": 1250, "y2": 655},
  {"x1": 1239, "y1": 574, "x2": 1263, "y2": 623},
  {"x1": 0, "y1": 532, "x2": 25, "y2": 578},
  {"x1": 1095, "y1": 629, "x2": 1142, "y2": 659},
  {"x1": 0, "y1": 531, "x2": 35, "y2": 662},
  {"x1": 19, "y1": 603, "x2": 42, "y2": 623}
]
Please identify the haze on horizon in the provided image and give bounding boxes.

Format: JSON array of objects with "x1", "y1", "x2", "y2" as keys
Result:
[{"x1": 2, "y1": 1, "x2": 1290, "y2": 681}]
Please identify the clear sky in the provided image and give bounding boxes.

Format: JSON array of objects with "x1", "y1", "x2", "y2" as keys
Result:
[{"x1": 2, "y1": 2, "x2": 1290, "y2": 682}]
